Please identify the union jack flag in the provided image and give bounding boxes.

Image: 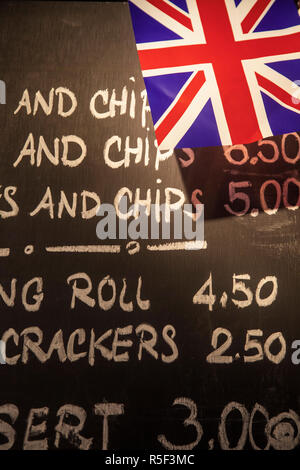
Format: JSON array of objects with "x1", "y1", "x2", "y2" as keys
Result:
[{"x1": 128, "y1": 0, "x2": 300, "y2": 149}]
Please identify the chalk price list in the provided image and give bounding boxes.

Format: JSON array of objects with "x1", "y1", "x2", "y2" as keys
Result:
[{"x1": 193, "y1": 273, "x2": 300, "y2": 365}]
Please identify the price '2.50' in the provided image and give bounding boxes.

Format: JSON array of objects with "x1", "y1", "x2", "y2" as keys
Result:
[{"x1": 206, "y1": 328, "x2": 286, "y2": 364}]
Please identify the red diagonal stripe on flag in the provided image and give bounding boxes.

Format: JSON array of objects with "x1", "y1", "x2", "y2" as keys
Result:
[
  {"x1": 256, "y1": 72, "x2": 300, "y2": 111},
  {"x1": 155, "y1": 71, "x2": 206, "y2": 144},
  {"x1": 146, "y1": 0, "x2": 193, "y2": 31},
  {"x1": 241, "y1": 0, "x2": 273, "y2": 33}
]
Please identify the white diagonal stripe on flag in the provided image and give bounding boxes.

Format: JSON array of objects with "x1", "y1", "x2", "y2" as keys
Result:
[
  {"x1": 129, "y1": 0, "x2": 195, "y2": 40},
  {"x1": 159, "y1": 79, "x2": 211, "y2": 149},
  {"x1": 256, "y1": 60, "x2": 300, "y2": 112}
]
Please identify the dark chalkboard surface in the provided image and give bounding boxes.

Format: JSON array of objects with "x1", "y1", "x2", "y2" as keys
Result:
[{"x1": 0, "y1": 0, "x2": 300, "y2": 451}]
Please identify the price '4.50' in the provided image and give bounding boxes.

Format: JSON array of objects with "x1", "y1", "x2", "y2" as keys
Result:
[{"x1": 193, "y1": 273, "x2": 278, "y2": 311}]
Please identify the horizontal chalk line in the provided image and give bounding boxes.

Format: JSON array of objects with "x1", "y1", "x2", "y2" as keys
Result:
[
  {"x1": 46, "y1": 245, "x2": 121, "y2": 253},
  {"x1": 0, "y1": 248, "x2": 10, "y2": 257},
  {"x1": 1, "y1": 241, "x2": 207, "y2": 256},
  {"x1": 147, "y1": 240, "x2": 207, "y2": 251}
]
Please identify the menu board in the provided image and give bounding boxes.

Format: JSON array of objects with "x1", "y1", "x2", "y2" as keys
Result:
[{"x1": 0, "y1": 0, "x2": 300, "y2": 452}]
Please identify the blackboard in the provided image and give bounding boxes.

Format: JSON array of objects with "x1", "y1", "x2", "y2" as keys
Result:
[{"x1": 0, "y1": 0, "x2": 300, "y2": 452}]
